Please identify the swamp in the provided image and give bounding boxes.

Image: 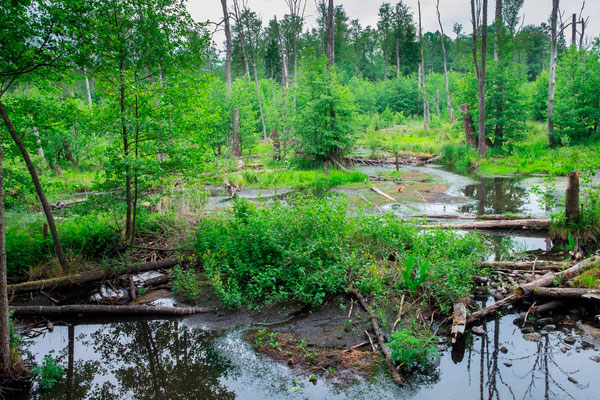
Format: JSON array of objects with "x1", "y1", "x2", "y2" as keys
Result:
[{"x1": 1, "y1": 0, "x2": 600, "y2": 399}]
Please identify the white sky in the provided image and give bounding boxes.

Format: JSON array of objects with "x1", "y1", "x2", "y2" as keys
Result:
[{"x1": 188, "y1": 0, "x2": 598, "y2": 52}]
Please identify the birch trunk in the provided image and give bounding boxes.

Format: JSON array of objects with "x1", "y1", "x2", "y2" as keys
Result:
[
  {"x1": 221, "y1": 0, "x2": 233, "y2": 94},
  {"x1": 326, "y1": 0, "x2": 335, "y2": 66},
  {"x1": 436, "y1": 0, "x2": 454, "y2": 123}
]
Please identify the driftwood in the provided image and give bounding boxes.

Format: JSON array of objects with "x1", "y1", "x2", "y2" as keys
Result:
[
  {"x1": 410, "y1": 214, "x2": 533, "y2": 220},
  {"x1": 467, "y1": 256, "x2": 600, "y2": 325},
  {"x1": 347, "y1": 288, "x2": 403, "y2": 386},
  {"x1": 451, "y1": 302, "x2": 467, "y2": 344},
  {"x1": 420, "y1": 218, "x2": 550, "y2": 231},
  {"x1": 533, "y1": 287, "x2": 600, "y2": 301},
  {"x1": 344, "y1": 155, "x2": 434, "y2": 166},
  {"x1": 370, "y1": 186, "x2": 396, "y2": 202},
  {"x1": 480, "y1": 261, "x2": 571, "y2": 271},
  {"x1": 10, "y1": 304, "x2": 212, "y2": 316},
  {"x1": 7, "y1": 258, "x2": 179, "y2": 294}
]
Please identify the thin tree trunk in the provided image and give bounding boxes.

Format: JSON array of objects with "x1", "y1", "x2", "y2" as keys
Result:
[
  {"x1": 274, "y1": 16, "x2": 289, "y2": 88},
  {"x1": 25, "y1": 83, "x2": 47, "y2": 164},
  {"x1": 119, "y1": 76, "x2": 133, "y2": 242},
  {"x1": 571, "y1": 13, "x2": 576, "y2": 46},
  {"x1": 494, "y1": 0, "x2": 502, "y2": 62},
  {"x1": 221, "y1": 0, "x2": 232, "y2": 95},
  {"x1": 232, "y1": 108, "x2": 241, "y2": 156},
  {"x1": 395, "y1": 38, "x2": 400, "y2": 78},
  {"x1": 83, "y1": 66, "x2": 93, "y2": 111},
  {"x1": 326, "y1": 0, "x2": 335, "y2": 66},
  {"x1": 0, "y1": 133, "x2": 10, "y2": 374},
  {"x1": 0, "y1": 101, "x2": 70, "y2": 272},
  {"x1": 436, "y1": 0, "x2": 454, "y2": 123},
  {"x1": 472, "y1": 0, "x2": 488, "y2": 157},
  {"x1": 547, "y1": 0, "x2": 559, "y2": 146},
  {"x1": 418, "y1": 1, "x2": 427, "y2": 130},
  {"x1": 493, "y1": 0, "x2": 503, "y2": 145}
]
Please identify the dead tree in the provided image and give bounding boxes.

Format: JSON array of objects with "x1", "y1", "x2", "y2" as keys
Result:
[
  {"x1": 436, "y1": 0, "x2": 454, "y2": 123},
  {"x1": 221, "y1": 0, "x2": 233, "y2": 94},
  {"x1": 326, "y1": 0, "x2": 335, "y2": 66},
  {"x1": 565, "y1": 171, "x2": 580, "y2": 223},
  {"x1": 547, "y1": 0, "x2": 559, "y2": 146},
  {"x1": 418, "y1": 1, "x2": 428, "y2": 130},
  {"x1": 471, "y1": 0, "x2": 488, "y2": 157},
  {"x1": 460, "y1": 104, "x2": 478, "y2": 148},
  {"x1": 232, "y1": 108, "x2": 241, "y2": 157}
]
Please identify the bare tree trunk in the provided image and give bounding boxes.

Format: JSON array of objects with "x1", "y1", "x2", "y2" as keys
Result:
[
  {"x1": 494, "y1": 0, "x2": 502, "y2": 62},
  {"x1": 547, "y1": 0, "x2": 559, "y2": 146},
  {"x1": 0, "y1": 101, "x2": 70, "y2": 272},
  {"x1": 571, "y1": 13, "x2": 576, "y2": 46},
  {"x1": 436, "y1": 0, "x2": 454, "y2": 123},
  {"x1": 221, "y1": 0, "x2": 233, "y2": 95},
  {"x1": 418, "y1": 1, "x2": 427, "y2": 130},
  {"x1": 0, "y1": 135, "x2": 10, "y2": 374},
  {"x1": 565, "y1": 171, "x2": 580, "y2": 224},
  {"x1": 274, "y1": 16, "x2": 289, "y2": 88},
  {"x1": 119, "y1": 77, "x2": 133, "y2": 243},
  {"x1": 232, "y1": 108, "x2": 241, "y2": 156},
  {"x1": 83, "y1": 66, "x2": 93, "y2": 111},
  {"x1": 395, "y1": 38, "x2": 400, "y2": 78},
  {"x1": 462, "y1": 104, "x2": 477, "y2": 147},
  {"x1": 326, "y1": 0, "x2": 335, "y2": 66},
  {"x1": 472, "y1": 0, "x2": 488, "y2": 157},
  {"x1": 25, "y1": 83, "x2": 47, "y2": 164}
]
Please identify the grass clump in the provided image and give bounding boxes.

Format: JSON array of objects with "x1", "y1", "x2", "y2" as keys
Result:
[{"x1": 194, "y1": 194, "x2": 484, "y2": 311}]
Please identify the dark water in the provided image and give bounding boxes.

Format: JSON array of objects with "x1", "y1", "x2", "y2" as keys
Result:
[{"x1": 21, "y1": 307, "x2": 600, "y2": 400}]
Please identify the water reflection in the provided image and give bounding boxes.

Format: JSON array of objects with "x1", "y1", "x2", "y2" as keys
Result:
[
  {"x1": 24, "y1": 320, "x2": 234, "y2": 400},
  {"x1": 460, "y1": 177, "x2": 530, "y2": 216}
]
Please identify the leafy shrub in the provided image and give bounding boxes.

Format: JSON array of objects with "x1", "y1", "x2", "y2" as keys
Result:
[
  {"x1": 170, "y1": 266, "x2": 202, "y2": 299},
  {"x1": 30, "y1": 356, "x2": 64, "y2": 389},
  {"x1": 195, "y1": 194, "x2": 484, "y2": 311},
  {"x1": 6, "y1": 214, "x2": 121, "y2": 281},
  {"x1": 389, "y1": 328, "x2": 439, "y2": 370}
]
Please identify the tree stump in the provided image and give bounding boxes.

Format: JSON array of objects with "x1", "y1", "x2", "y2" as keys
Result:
[{"x1": 565, "y1": 171, "x2": 580, "y2": 224}]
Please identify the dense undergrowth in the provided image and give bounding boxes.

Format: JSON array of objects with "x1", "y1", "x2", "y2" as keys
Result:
[{"x1": 192, "y1": 195, "x2": 484, "y2": 313}]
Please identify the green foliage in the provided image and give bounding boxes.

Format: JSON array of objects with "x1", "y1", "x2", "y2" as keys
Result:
[
  {"x1": 294, "y1": 55, "x2": 356, "y2": 160},
  {"x1": 30, "y1": 356, "x2": 65, "y2": 389},
  {"x1": 195, "y1": 194, "x2": 484, "y2": 311},
  {"x1": 170, "y1": 266, "x2": 202, "y2": 300},
  {"x1": 554, "y1": 45, "x2": 600, "y2": 143},
  {"x1": 389, "y1": 328, "x2": 439, "y2": 370},
  {"x1": 6, "y1": 214, "x2": 121, "y2": 281}
]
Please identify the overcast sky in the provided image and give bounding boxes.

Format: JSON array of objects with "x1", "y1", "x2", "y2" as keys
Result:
[{"x1": 188, "y1": 0, "x2": 598, "y2": 52}]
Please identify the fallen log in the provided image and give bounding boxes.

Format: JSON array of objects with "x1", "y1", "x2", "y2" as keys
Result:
[
  {"x1": 329, "y1": 155, "x2": 350, "y2": 172},
  {"x1": 410, "y1": 214, "x2": 534, "y2": 221},
  {"x1": 420, "y1": 218, "x2": 550, "y2": 231},
  {"x1": 533, "y1": 287, "x2": 600, "y2": 301},
  {"x1": 8, "y1": 258, "x2": 179, "y2": 295},
  {"x1": 467, "y1": 256, "x2": 600, "y2": 325},
  {"x1": 10, "y1": 304, "x2": 212, "y2": 316},
  {"x1": 370, "y1": 186, "x2": 396, "y2": 202},
  {"x1": 531, "y1": 301, "x2": 563, "y2": 315},
  {"x1": 347, "y1": 288, "x2": 403, "y2": 386},
  {"x1": 450, "y1": 302, "x2": 467, "y2": 344},
  {"x1": 480, "y1": 261, "x2": 571, "y2": 271}
]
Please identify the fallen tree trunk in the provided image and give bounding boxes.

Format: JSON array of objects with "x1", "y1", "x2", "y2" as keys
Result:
[
  {"x1": 8, "y1": 258, "x2": 179, "y2": 295},
  {"x1": 370, "y1": 186, "x2": 396, "y2": 202},
  {"x1": 410, "y1": 214, "x2": 534, "y2": 221},
  {"x1": 10, "y1": 304, "x2": 212, "y2": 316},
  {"x1": 467, "y1": 256, "x2": 600, "y2": 325},
  {"x1": 347, "y1": 288, "x2": 403, "y2": 386},
  {"x1": 451, "y1": 302, "x2": 467, "y2": 344},
  {"x1": 531, "y1": 301, "x2": 563, "y2": 315},
  {"x1": 480, "y1": 261, "x2": 571, "y2": 271},
  {"x1": 329, "y1": 155, "x2": 350, "y2": 172},
  {"x1": 533, "y1": 287, "x2": 600, "y2": 301},
  {"x1": 421, "y1": 218, "x2": 550, "y2": 231}
]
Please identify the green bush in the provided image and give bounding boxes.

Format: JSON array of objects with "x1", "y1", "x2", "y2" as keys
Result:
[
  {"x1": 170, "y1": 266, "x2": 202, "y2": 299},
  {"x1": 6, "y1": 214, "x2": 121, "y2": 280},
  {"x1": 195, "y1": 195, "x2": 484, "y2": 310},
  {"x1": 389, "y1": 328, "x2": 439, "y2": 370}
]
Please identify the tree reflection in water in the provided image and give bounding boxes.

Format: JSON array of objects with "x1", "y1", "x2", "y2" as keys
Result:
[{"x1": 27, "y1": 320, "x2": 235, "y2": 400}]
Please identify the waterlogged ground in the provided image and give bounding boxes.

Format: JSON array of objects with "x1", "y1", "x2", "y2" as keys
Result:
[{"x1": 20, "y1": 306, "x2": 600, "y2": 399}]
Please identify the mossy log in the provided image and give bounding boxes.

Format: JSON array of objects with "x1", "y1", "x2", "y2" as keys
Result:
[
  {"x1": 7, "y1": 258, "x2": 178, "y2": 295},
  {"x1": 533, "y1": 287, "x2": 600, "y2": 301}
]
